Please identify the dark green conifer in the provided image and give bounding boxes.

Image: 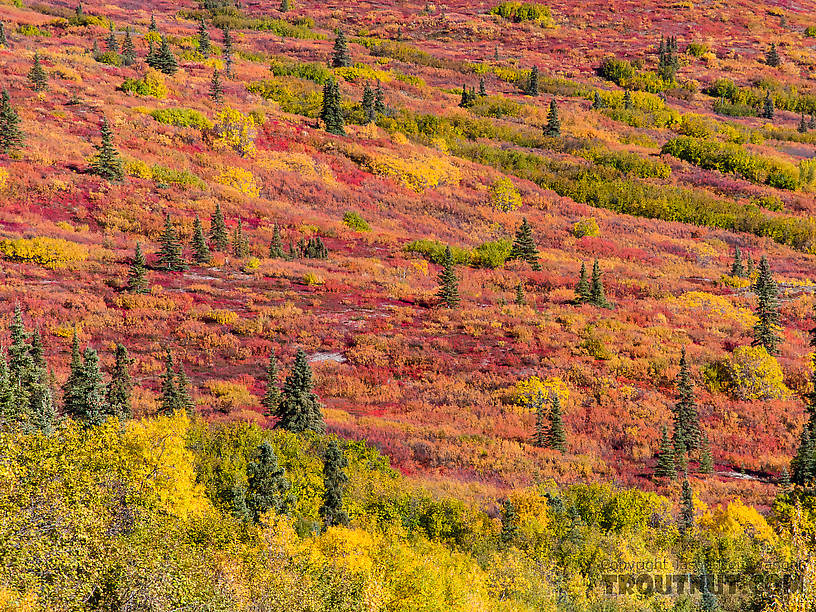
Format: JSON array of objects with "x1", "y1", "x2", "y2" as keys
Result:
[
  {"x1": 106, "y1": 343, "x2": 132, "y2": 420},
  {"x1": 589, "y1": 259, "x2": 611, "y2": 308},
  {"x1": 75, "y1": 348, "x2": 106, "y2": 427},
  {"x1": 262, "y1": 348, "x2": 282, "y2": 418},
  {"x1": 106, "y1": 23, "x2": 118, "y2": 53},
  {"x1": 698, "y1": 431, "x2": 713, "y2": 475},
  {"x1": 751, "y1": 255, "x2": 781, "y2": 355},
  {"x1": 532, "y1": 394, "x2": 546, "y2": 447},
  {"x1": 127, "y1": 242, "x2": 149, "y2": 294},
  {"x1": 678, "y1": 477, "x2": 695, "y2": 533},
  {"x1": 210, "y1": 202, "x2": 229, "y2": 251},
  {"x1": 525, "y1": 65, "x2": 539, "y2": 96},
  {"x1": 29, "y1": 328, "x2": 46, "y2": 372},
  {"x1": 28, "y1": 53, "x2": 48, "y2": 92},
  {"x1": 210, "y1": 68, "x2": 223, "y2": 103},
  {"x1": 175, "y1": 367, "x2": 194, "y2": 417},
  {"x1": 437, "y1": 246, "x2": 460, "y2": 308},
  {"x1": 499, "y1": 499, "x2": 519, "y2": 546},
  {"x1": 121, "y1": 27, "x2": 136, "y2": 66},
  {"x1": 766, "y1": 42, "x2": 781, "y2": 67},
  {"x1": 592, "y1": 90, "x2": 604, "y2": 109},
  {"x1": 792, "y1": 427, "x2": 815, "y2": 485},
  {"x1": 155, "y1": 35, "x2": 178, "y2": 75},
  {"x1": 673, "y1": 348, "x2": 701, "y2": 452},
  {"x1": 546, "y1": 395, "x2": 567, "y2": 451},
  {"x1": 623, "y1": 89, "x2": 633, "y2": 109},
  {"x1": 158, "y1": 213, "x2": 187, "y2": 271},
  {"x1": 361, "y1": 83, "x2": 375, "y2": 123},
  {"x1": 509, "y1": 218, "x2": 541, "y2": 271},
  {"x1": 799, "y1": 111, "x2": 808, "y2": 134},
  {"x1": 657, "y1": 34, "x2": 679, "y2": 81},
  {"x1": 575, "y1": 262, "x2": 591, "y2": 303},
  {"x1": 192, "y1": 216, "x2": 211, "y2": 264},
  {"x1": 514, "y1": 282, "x2": 526, "y2": 306},
  {"x1": 0, "y1": 89, "x2": 23, "y2": 154},
  {"x1": 61, "y1": 329, "x2": 83, "y2": 419},
  {"x1": 479, "y1": 76, "x2": 487, "y2": 97},
  {"x1": 246, "y1": 441, "x2": 293, "y2": 521},
  {"x1": 779, "y1": 466, "x2": 791, "y2": 490},
  {"x1": 331, "y1": 29, "x2": 351, "y2": 68},
  {"x1": 276, "y1": 349, "x2": 325, "y2": 434},
  {"x1": 655, "y1": 425, "x2": 676, "y2": 479},
  {"x1": 320, "y1": 438, "x2": 349, "y2": 528},
  {"x1": 761, "y1": 92, "x2": 775, "y2": 120},
  {"x1": 197, "y1": 17, "x2": 210, "y2": 55},
  {"x1": 730, "y1": 245, "x2": 745, "y2": 277},
  {"x1": 0, "y1": 21, "x2": 7, "y2": 47},
  {"x1": 374, "y1": 80, "x2": 386, "y2": 114},
  {"x1": 232, "y1": 219, "x2": 249, "y2": 258},
  {"x1": 320, "y1": 78, "x2": 345, "y2": 136},
  {"x1": 279, "y1": 0, "x2": 290, "y2": 11},
  {"x1": 159, "y1": 350, "x2": 179, "y2": 415},
  {"x1": 8, "y1": 305, "x2": 32, "y2": 380},
  {"x1": 543, "y1": 99, "x2": 560, "y2": 137},
  {"x1": 268, "y1": 224, "x2": 284, "y2": 258},
  {"x1": 149, "y1": 14, "x2": 157, "y2": 32},
  {"x1": 90, "y1": 117, "x2": 124, "y2": 182}
]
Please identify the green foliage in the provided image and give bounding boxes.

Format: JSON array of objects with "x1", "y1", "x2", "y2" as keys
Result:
[
  {"x1": 436, "y1": 246, "x2": 460, "y2": 308},
  {"x1": 158, "y1": 213, "x2": 187, "y2": 271},
  {"x1": 276, "y1": 349, "x2": 325, "y2": 434},
  {"x1": 685, "y1": 41, "x2": 709, "y2": 57},
  {"x1": 654, "y1": 426, "x2": 676, "y2": 479},
  {"x1": 490, "y1": 2, "x2": 554, "y2": 26},
  {"x1": 331, "y1": 29, "x2": 350, "y2": 68},
  {"x1": 404, "y1": 239, "x2": 472, "y2": 265},
  {"x1": 572, "y1": 217, "x2": 600, "y2": 238},
  {"x1": 90, "y1": 117, "x2": 124, "y2": 182},
  {"x1": 320, "y1": 438, "x2": 349, "y2": 528},
  {"x1": 472, "y1": 238, "x2": 512, "y2": 269},
  {"x1": 673, "y1": 348, "x2": 701, "y2": 453},
  {"x1": 752, "y1": 256, "x2": 782, "y2": 355},
  {"x1": 211, "y1": 14, "x2": 321, "y2": 39},
  {"x1": 342, "y1": 211, "x2": 371, "y2": 232},
  {"x1": 18, "y1": 23, "x2": 50, "y2": 37},
  {"x1": 127, "y1": 242, "x2": 149, "y2": 293},
  {"x1": 597, "y1": 56, "x2": 669, "y2": 93},
  {"x1": 0, "y1": 89, "x2": 24, "y2": 154},
  {"x1": 149, "y1": 107, "x2": 213, "y2": 130},
  {"x1": 27, "y1": 53, "x2": 48, "y2": 92},
  {"x1": 270, "y1": 58, "x2": 332, "y2": 84},
  {"x1": 577, "y1": 147, "x2": 671, "y2": 179},
  {"x1": 120, "y1": 70, "x2": 168, "y2": 98},
  {"x1": 509, "y1": 217, "x2": 541, "y2": 270},
  {"x1": 94, "y1": 50, "x2": 122, "y2": 66},
  {"x1": 248, "y1": 79, "x2": 323, "y2": 118},
  {"x1": 320, "y1": 78, "x2": 345, "y2": 135}
]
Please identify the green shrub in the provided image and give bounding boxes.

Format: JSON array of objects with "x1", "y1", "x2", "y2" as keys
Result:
[
  {"x1": 246, "y1": 79, "x2": 323, "y2": 118},
  {"x1": 685, "y1": 42, "x2": 709, "y2": 57},
  {"x1": 753, "y1": 195, "x2": 784, "y2": 211},
  {"x1": 119, "y1": 71, "x2": 168, "y2": 98},
  {"x1": 343, "y1": 211, "x2": 371, "y2": 232},
  {"x1": 149, "y1": 108, "x2": 213, "y2": 130},
  {"x1": 18, "y1": 23, "x2": 50, "y2": 36},
  {"x1": 489, "y1": 2, "x2": 554, "y2": 26},
  {"x1": 150, "y1": 164, "x2": 206, "y2": 189},
  {"x1": 572, "y1": 217, "x2": 600, "y2": 238},
  {"x1": 94, "y1": 51, "x2": 122, "y2": 66},
  {"x1": 270, "y1": 59, "x2": 332, "y2": 84},
  {"x1": 404, "y1": 239, "x2": 472, "y2": 265},
  {"x1": 806, "y1": 26, "x2": 816, "y2": 37},
  {"x1": 577, "y1": 147, "x2": 671, "y2": 179},
  {"x1": 472, "y1": 238, "x2": 512, "y2": 268}
]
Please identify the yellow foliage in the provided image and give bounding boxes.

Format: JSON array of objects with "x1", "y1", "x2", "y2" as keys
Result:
[
  {"x1": 201, "y1": 308, "x2": 238, "y2": 325},
  {"x1": 303, "y1": 271, "x2": 325, "y2": 286},
  {"x1": 0, "y1": 236, "x2": 89, "y2": 268},
  {"x1": 511, "y1": 375, "x2": 569, "y2": 408},
  {"x1": 203, "y1": 379, "x2": 254, "y2": 411},
  {"x1": 113, "y1": 293, "x2": 177, "y2": 311},
  {"x1": 722, "y1": 345, "x2": 789, "y2": 401},
  {"x1": 124, "y1": 158, "x2": 153, "y2": 179},
  {"x1": 572, "y1": 217, "x2": 600, "y2": 238},
  {"x1": 0, "y1": 168, "x2": 8, "y2": 191},
  {"x1": 719, "y1": 274, "x2": 751, "y2": 289},
  {"x1": 0, "y1": 587, "x2": 38, "y2": 611},
  {"x1": 243, "y1": 256, "x2": 261, "y2": 272},
  {"x1": 364, "y1": 150, "x2": 460, "y2": 193},
  {"x1": 256, "y1": 151, "x2": 335, "y2": 184},
  {"x1": 334, "y1": 62, "x2": 392, "y2": 83},
  {"x1": 699, "y1": 498, "x2": 776, "y2": 543},
  {"x1": 671, "y1": 291, "x2": 757, "y2": 329},
  {"x1": 217, "y1": 166, "x2": 260, "y2": 198},
  {"x1": 489, "y1": 176, "x2": 522, "y2": 212},
  {"x1": 212, "y1": 106, "x2": 256, "y2": 157}
]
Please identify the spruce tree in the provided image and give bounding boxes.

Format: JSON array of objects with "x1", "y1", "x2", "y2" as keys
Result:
[
  {"x1": 197, "y1": 17, "x2": 210, "y2": 55},
  {"x1": 8, "y1": 305, "x2": 32, "y2": 380},
  {"x1": 320, "y1": 78, "x2": 345, "y2": 136},
  {"x1": 75, "y1": 348, "x2": 106, "y2": 427},
  {"x1": 159, "y1": 350, "x2": 179, "y2": 415},
  {"x1": 766, "y1": 42, "x2": 781, "y2": 67},
  {"x1": 514, "y1": 282, "x2": 526, "y2": 306},
  {"x1": 543, "y1": 99, "x2": 560, "y2": 137},
  {"x1": 279, "y1": 0, "x2": 290, "y2": 11},
  {"x1": 592, "y1": 91, "x2": 604, "y2": 109},
  {"x1": 90, "y1": 117, "x2": 124, "y2": 182},
  {"x1": 799, "y1": 111, "x2": 808, "y2": 134},
  {"x1": 698, "y1": 431, "x2": 713, "y2": 475},
  {"x1": 276, "y1": 349, "x2": 325, "y2": 433},
  {"x1": 127, "y1": 242, "x2": 149, "y2": 294},
  {"x1": 158, "y1": 213, "x2": 187, "y2": 271},
  {"x1": 673, "y1": 347, "x2": 701, "y2": 452},
  {"x1": 525, "y1": 65, "x2": 539, "y2": 96},
  {"x1": 575, "y1": 262, "x2": 591, "y2": 303},
  {"x1": 149, "y1": 14, "x2": 157, "y2": 32},
  {"x1": 654, "y1": 425, "x2": 676, "y2": 479},
  {"x1": 320, "y1": 438, "x2": 349, "y2": 528},
  {"x1": 546, "y1": 395, "x2": 567, "y2": 451},
  {"x1": 331, "y1": 29, "x2": 351, "y2": 68},
  {"x1": 62, "y1": 329, "x2": 84, "y2": 419},
  {"x1": 678, "y1": 477, "x2": 695, "y2": 533},
  {"x1": 0, "y1": 351, "x2": 19, "y2": 427},
  {"x1": 623, "y1": 89, "x2": 633, "y2": 109},
  {"x1": 29, "y1": 328, "x2": 46, "y2": 372},
  {"x1": 779, "y1": 466, "x2": 791, "y2": 490},
  {"x1": 192, "y1": 216, "x2": 211, "y2": 264},
  {"x1": 479, "y1": 76, "x2": 487, "y2": 97},
  {"x1": 752, "y1": 255, "x2": 781, "y2": 355},
  {"x1": 121, "y1": 27, "x2": 136, "y2": 66},
  {"x1": 210, "y1": 202, "x2": 229, "y2": 251},
  {"x1": 28, "y1": 53, "x2": 48, "y2": 92},
  {"x1": 106, "y1": 343, "x2": 132, "y2": 420},
  {"x1": 762, "y1": 92, "x2": 775, "y2": 120},
  {"x1": 361, "y1": 83, "x2": 375, "y2": 124},
  {"x1": 175, "y1": 367, "x2": 194, "y2": 417},
  {"x1": 232, "y1": 219, "x2": 249, "y2": 258},
  {"x1": 436, "y1": 246, "x2": 460, "y2": 308},
  {"x1": 532, "y1": 393, "x2": 546, "y2": 447},
  {"x1": 374, "y1": 80, "x2": 386, "y2": 114},
  {"x1": 153, "y1": 35, "x2": 178, "y2": 75},
  {"x1": 106, "y1": 23, "x2": 118, "y2": 53},
  {"x1": 730, "y1": 245, "x2": 745, "y2": 277},
  {"x1": 499, "y1": 499, "x2": 519, "y2": 546},
  {"x1": 0, "y1": 89, "x2": 23, "y2": 154},
  {"x1": 210, "y1": 68, "x2": 223, "y2": 103},
  {"x1": 0, "y1": 21, "x2": 7, "y2": 47},
  {"x1": 657, "y1": 34, "x2": 679, "y2": 81},
  {"x1": 509, "y1": 218, "x2": 541, "y2": 271},
  {"x1": 268, "y1": 224, "x2": 284, "y2": 258},
  {"x1": 262, "y1": 348, "x2": 282, "y2": 418},
  {"x1": 589, "y1": 259, "x2": 611, "y2": 308},
  {"x1": 792, "y1": 427, "x2": 815, "y2": 485},
  {"x1": 246, "y1": 441, "x2": 293, "y2": 521}
]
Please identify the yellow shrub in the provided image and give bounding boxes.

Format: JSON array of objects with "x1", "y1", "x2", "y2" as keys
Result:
[
  {"x1": 51, "y1": 64, "x2": 81, "y2": 81},
  {"x1": 720, "y1": 345, "x2": 789, "y2": 401},
  {"x1": 699, "y1": 498, "x2": 776, "y2": 543},
  {"x1": 256, "y1": 151, "x2": 335, "y2": 184},
  {"x1": 719, "y1": 274, "x2": 751, "y2": 289},
  {"x1": 489, "y1": 177, "x2": 521, "y2": 212},
  {"x1": 112, "y1": 293, "x2": 177, "y2": 311},
  {"x1": 201, "y1": 308, "x2": 238, "y2": 325},
  {"x1": 204, "y1": 379, "x2": 253, "y2": 411},
  {"x1": 243, "y1": 257, "x2": 261, "y2": 272},
  {"x1": 364, "y1": 151, "x2": 460, "y2": 193},
  {"x1": 333, "y1": 62, "x2": 392, "y2": 83},
  {"x1": 0, "y1": 236, "x2": 88, "y2": 268},
  {"x1": 671, "y1": 291, "x2": 757, "y2": 329},
  {"x1": 511, "y1": 375, "x2": 569, "y2": 409},
  {"x1": 50, "y1": 322, "x2": 83, "y2": 338},
  {"x1": 212, "y1": 106, "x2": 256, "y2": 157},
  {"x1": 217, "y1": 166, "x2": 259, "y2": 198},
  {"x1": 0, "y1": 168, "x2": 8, "y2": 191},
  {"x1": 124, "y1": 158, "x2": 153, "y2": 179},
  {"x1": 303, "y1": 271, "x2": 325, "y2": 285},
  {"x1": 572, "y1": 217, "x2": 600, "y2": 238}
]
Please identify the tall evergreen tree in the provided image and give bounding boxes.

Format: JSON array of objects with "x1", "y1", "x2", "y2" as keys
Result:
[
  {"x1": 246, "y1": 441, "x2": 293, "y2": 521},
  {"x1": 62, "y1": 329, "x2": 84, "y2": 419},
  {"x1": 159, "y1": 350, "x2": 179, "y2": 415},
  {"x1": 175, "y1": 366, "x2": 194, "y2": 417},
  {"x1": 210, "y1": 68, "x2": 223, "y2": 103},
  {"x1": 106, "y1": 23, "x2": 118, "y2": 53},
  {"x1": 509, "y1": 218, "x2": 541, "y2": 271},
  {"x1": 623, "y1": 89, "x2": 633, "y2": 109},
  {"x1": 799, "y1": 111, "x2": 808, "y2": 134},
  {"x1": 320, "y1": 78, "x2": 345, "y2": 136},
  {"x1": 575, "y1": 262, "x2": 591, "y2": 303},
  {"x1": 525, "y1": 65, "x2": 539, "y2": 95},
  {"x1": 479, "y1": 76, "x2": 487, "y2": 97},
  {"x1": 532, "y1": 392, "x2": 547, "y2": 447},
  {"x1": 730, "y1": 245, "x2": 745, "y2": 277},
  {"x1": 149, "y1": 14, "x2": 157, "y2": 32},
  {"x1": 514, "y1": 282, "x2": 526, "y2": 306},
  {"x1": 374, "y1": 80, "x2": 386, "y2": 114},
  {"x1": 361, "y1": 83, "x2": 375, "y2": 124},
  {"x1": 436, "y1": 246, "x2": 460, "y2": 308},
  {"x1": 654, "y1": 425, "x2": 676, "y2": 479},
  {"x1": 232, "y1": 219, "x2": 249, "y2": 258},
  {"x1": 546, "y1": 395, "x2": 567, "y2": 451},
  {"x1": 262, "y1": 348, "x2": 282, "y2": 418},
  {"x1": 761, "y1": 92, "x2": 775, "y2": 120},
  {"x1": 0, "y1": 89, "x2": 23, "y2": 155},
  {"x1": 158, "y1": 213, "x2": 187, "y2": 271},
  {"x1": 792, "y1": 427, "x2": 816, "y2": 485},
  {"x1": 0, "y1": 21, "x2": 7, "y2": 47},
  {"x1": 331, "y1": 29, "x2": 351, "y2": 68},
  {"x1": 121, "y1": 27, "x2": 136, "y2": 65},
  {"x1": 320, "y1": 438, "x2": 349, "y2": 528},
  {"x1": 197, "y1": 17, "x2": 210, "y2": 55},
  {"x1": 752, "y1": 255, "x2": 781, "y2": 355},
  {"x1": 766, "y1": 42, "x2": 781, "y2": 67},
  {"x1": 106, "y1": 343, "x2": 132, "y2": 420},
  {"x1": 210, "y1": 202, "x2": 229, "y2": 251},
  {"x1": 678, "y1": 477, "x2": 695, "y2": 533},
  {"x1": 499, "y1": 499, "x2": 519, "y2": 546},
  {"x1": 268, "y1": 224, "x2": 284, "y2": 259},
  {"x1": 192, "y1": 216, "x2": 211, "y2": 264},
  {"x1": 779, "y1": 466, "x2": 791, "y2": 490},
  {"x1": 8, "y1": 305, "x2": 32, "y2": 380},
  {"x1": 657, "y1": 34, "x2": 679, "y2": 81},
  {"x1": 127, "y1": 242, "x2": 149, "y2": 294},
  {"x1": 29, "y1": 328, "x2": 46, "y2": 372},
  {"x1": 148, "y1": 35, "x2": 177, "y2": 75},
  {"x1": 592, "y1": 90, "x2": 604, "y2": 109},
  {"x1": 275, "y1": 349, "x2": 325, "y2": 433},
  {"x1": 543, "y1": 99, "x2": 560, "y2": 137},
  {"x1": 589, "y1": 259, "x2": 611, "y2": 308},
  {"x1": 673, "y1": 347, "x2": 701, "y2": 453},
  {"x1": 73, "y1": 348, "x2": 106, "y2": 427},
  {"x1": 698, "y1": 431, "x2": 713, "y2": 475},
  {"x1": 90, "y1": 117, "x2": 124, "y2": 182},
  {"x1": 28, "y1": 53, "x2": 48, "y2": 92}
]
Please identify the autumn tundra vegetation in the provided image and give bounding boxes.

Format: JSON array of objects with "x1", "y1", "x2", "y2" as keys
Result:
[{"x1": 4, "y1": 0, "x2": 816, "y2": 608}]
